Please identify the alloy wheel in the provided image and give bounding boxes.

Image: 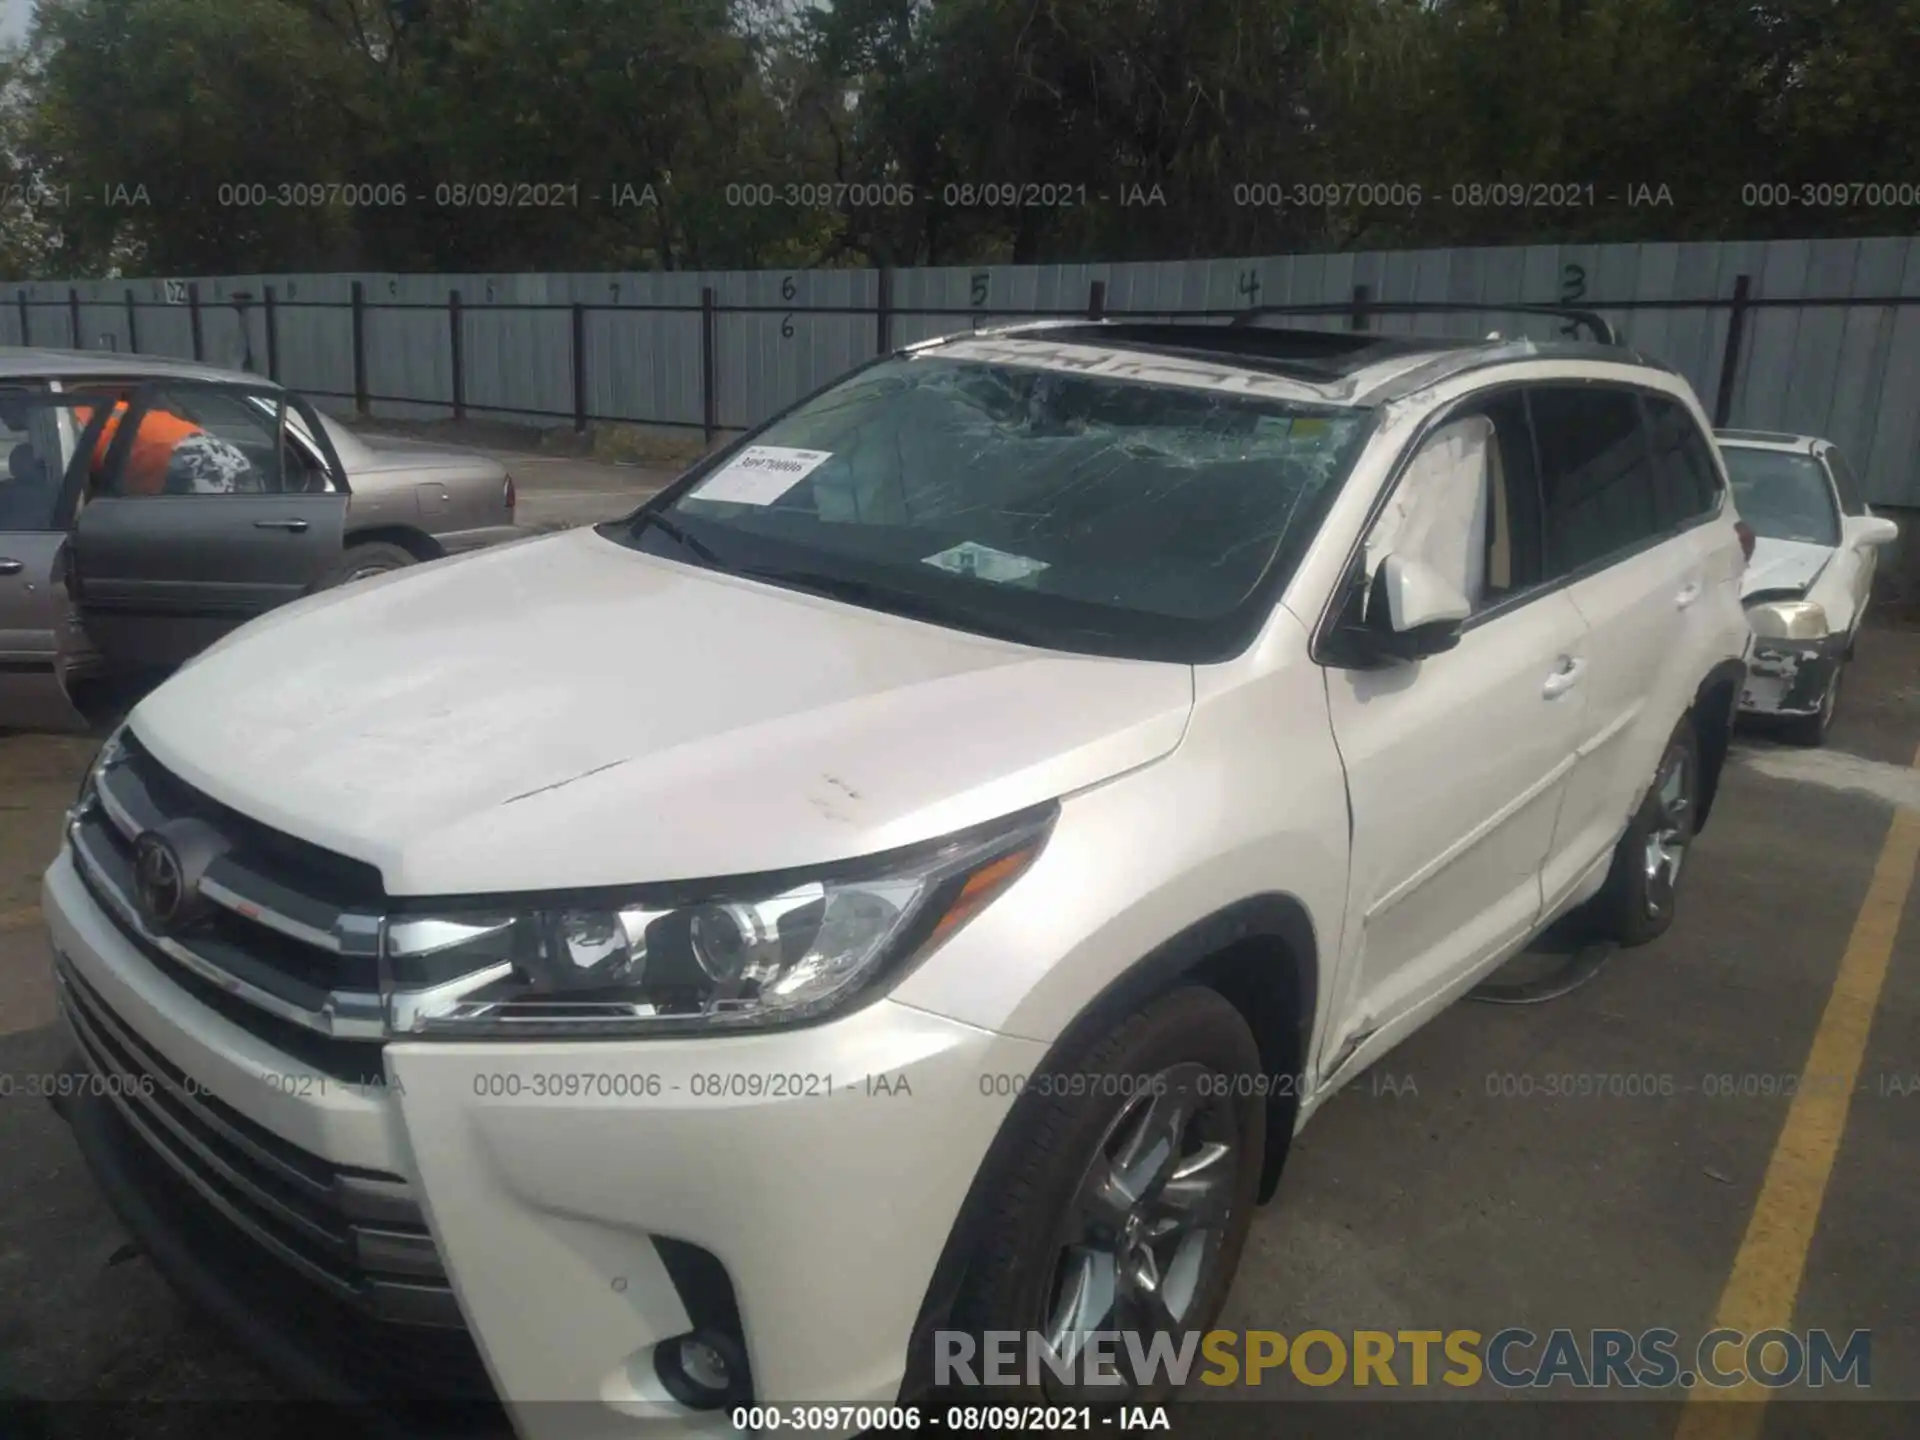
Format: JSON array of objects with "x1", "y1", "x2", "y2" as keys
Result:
[
  {"x1": 1642, "y1": 743, "x2": 1693, "y2": 918},
  {"x1": 1035, "y1": 1063, "x2": 1239, "y2": 1400}
]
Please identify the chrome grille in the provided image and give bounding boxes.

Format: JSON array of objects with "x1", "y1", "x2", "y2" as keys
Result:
[
  {"x1": 72, "y1": 731, "x2": 388, "y2": 1048},
  {"x1": 55, "y1": 954, "x2": 462, "y2": 1329}
]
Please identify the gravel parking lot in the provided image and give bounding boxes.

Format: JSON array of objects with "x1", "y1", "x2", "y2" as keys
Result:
[{"x1": 0, "y1": 528, "x2": 1915, "y2": 1436}]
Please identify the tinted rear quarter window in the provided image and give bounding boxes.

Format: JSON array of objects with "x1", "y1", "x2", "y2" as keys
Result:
[
  {"x1": 1528, "y1": 385, "x2": 1659, "y2": 577},
  {"x1": 1643, "y1": 394, "x2": 1723, "y2": 525}
]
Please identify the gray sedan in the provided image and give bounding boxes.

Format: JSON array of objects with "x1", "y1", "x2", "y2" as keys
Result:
[{"x1": 0, "y1": 349, "x2": 521, "y2": 729}]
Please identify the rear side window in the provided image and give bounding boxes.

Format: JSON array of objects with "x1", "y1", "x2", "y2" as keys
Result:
[
  {"x1": 1528, "y1": 386, "x2": 1660, "y2": 577},
  {"x1": 0, "y1": 386, "x2": 62, "y2": 530},
  {"x1": 1643, "y1": 394, "x2": 1723, "y2": 525},
  {"x1": 1823, "y1": 447, "x2": 1868, "y2": 516}
]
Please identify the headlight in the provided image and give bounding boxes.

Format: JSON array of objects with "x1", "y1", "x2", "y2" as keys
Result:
[
  {"x1": 1746, "y1": 599, "x2": 1830, "y2": 641},
  {"x1": 384, "y1": 804, "x2": 1055, "y2": 1038}
]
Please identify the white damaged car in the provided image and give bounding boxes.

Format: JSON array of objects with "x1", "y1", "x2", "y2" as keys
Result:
[{"x1": 1717, "y1": 429, "x2": 1900, "y2": 745}]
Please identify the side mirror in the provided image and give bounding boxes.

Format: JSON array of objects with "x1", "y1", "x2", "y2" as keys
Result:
[
  {"x1": 1848, "y1": 514, "x2": 1900, "y2": 548},
  {"x1": 1365, "y1": 554, "x2": 1472, "y2": 660}
]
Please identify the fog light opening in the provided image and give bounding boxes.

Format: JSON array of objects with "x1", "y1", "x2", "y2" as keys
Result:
[{"x1": 655, "y1": 1329, "x2": 747, "y2": 1410}]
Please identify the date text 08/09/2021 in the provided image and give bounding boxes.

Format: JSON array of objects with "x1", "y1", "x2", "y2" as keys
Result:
[{"x1": 732, "y1": 1406, "x2": 1171, "y2": 1433}]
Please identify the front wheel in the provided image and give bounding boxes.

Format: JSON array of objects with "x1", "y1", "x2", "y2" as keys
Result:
[{"x1": 947, "y1": 987, "x2": 1265, "y2": 1404}]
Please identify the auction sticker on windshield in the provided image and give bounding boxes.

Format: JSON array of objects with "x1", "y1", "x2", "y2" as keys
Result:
[{"x1": 691, "y1": 446, "x2": 834, "y2": 505}]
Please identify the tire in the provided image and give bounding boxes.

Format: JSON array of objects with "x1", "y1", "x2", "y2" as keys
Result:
[
  {"x1": 946, "y1": 986, "x2": 1265, "y2": 1405},
  {"x1": 319, "y1": 541, "x2": 417, "y2": 589},
  {"x1": 1583, "y1": 714, "x2": 1701, "y2": 948},
  {"x1": 1781, "y1": 658, "x2": 1842, "y2": 747}
]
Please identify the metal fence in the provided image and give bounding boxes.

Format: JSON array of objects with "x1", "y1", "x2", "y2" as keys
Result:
[{"x1": 5, "y1": 235, "x2": 1920, "y2": 507}]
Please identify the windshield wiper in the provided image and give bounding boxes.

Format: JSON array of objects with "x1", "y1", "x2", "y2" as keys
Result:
[
  {"x1": 620, "y1": 506, "x2": 727, "y2": 568},
  {"x1": 732, "y1": 564, "x2": 1119, "y2": 649},
  {"x1": 732, "y1": 565, "x2": 975, "y2": 625}
]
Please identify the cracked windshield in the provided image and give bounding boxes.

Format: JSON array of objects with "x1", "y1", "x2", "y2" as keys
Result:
[{"x1": 628, "y1": 354, "x2": 1370, "y2": 657}]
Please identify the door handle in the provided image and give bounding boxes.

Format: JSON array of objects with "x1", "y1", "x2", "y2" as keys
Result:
[
  {"x1": 1542, "y1": 656, "x2": 1586, "y2": 698},
  {"x1": 1675, "y1": 580, "x2": 1702, "y2": 609},
  {"x1": 0, "y1": 558, "x2": 21, "y2": 576},
  {"x1": 255, "y1": 518, "x2": 310, "y2": 533}
]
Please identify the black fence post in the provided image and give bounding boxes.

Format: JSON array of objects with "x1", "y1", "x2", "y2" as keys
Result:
[
  {"x1": 1351, "y1": 283, "x2": 1372, "y2": 331},
  {"x1": 1713, "y1": 273, "x2": 1752, "y2": 429},
  {"x1": 571, "y1": 301, "x2": 588, "y2": 432},
  {"x1": 875, "y1": 267, "x2": 893, "y2": 354},
  {"x1": 350, "y1": 280, "x2": 369, "y2": 415},
  {"x1": 188, "y1": 282, "x2": 204, "y2": 360},
  {"x1": 701, "y1": 285, "x2": 718, "y2": 444},
  {"x1": 449, "y1": 289, "x2": 465, "y2": 422},
  {"x1": 68, "y1": 286, "x2": 81, "y2": 347},
  {"x1": 16, "y1": 290, "x2": 27, "y2": 345},
  {"x1": 263, "y1": 284, "x2": 280, "y2": 382},
  {"x1": 1088, "y1": 279, "x2": 1107, "y2": 320},
  {"x1": 124, "y1": 288, "x2": 139, "y2": 353}
]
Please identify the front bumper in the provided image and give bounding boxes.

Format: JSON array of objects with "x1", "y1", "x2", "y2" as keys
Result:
[
  {"x1": 43, "y1": 848, "x2": 1047, "y2": 1437},
  {"x1": 1738, "y1": 632, "x2": 1846, "y2": 718}
]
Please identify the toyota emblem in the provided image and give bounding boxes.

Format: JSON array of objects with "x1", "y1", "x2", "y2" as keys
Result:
[{"x1": 133, "y1": 833, "x2": 189, "y2": 932}]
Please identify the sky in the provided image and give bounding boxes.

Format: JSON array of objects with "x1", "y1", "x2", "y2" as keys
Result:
[{"x1": 1, "y1": 0, "x2": 28, "y2": 43}]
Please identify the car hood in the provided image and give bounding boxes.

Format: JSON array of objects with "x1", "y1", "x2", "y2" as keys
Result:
[
  {"x1": 130, "y1": 529, "x2": 1195, "y2": 896},
  {"x1": 1741, "y1": 537, "x2": 1832, "y2": 599}
]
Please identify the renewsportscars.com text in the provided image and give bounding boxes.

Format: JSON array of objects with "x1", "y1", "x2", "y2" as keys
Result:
[{"x1": 935, "y1": 1327, "x2": 1872, "y2": 1390}]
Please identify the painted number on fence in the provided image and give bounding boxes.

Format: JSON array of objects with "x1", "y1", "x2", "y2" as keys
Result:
[
  {"x1": 1559, "y1": 262, "x2": 1587, "y2": 336},
  {"x1": 970, "y1": 272, "x2": 991, "y2": 330}
]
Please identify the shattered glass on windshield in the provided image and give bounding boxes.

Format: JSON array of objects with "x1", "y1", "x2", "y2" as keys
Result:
[{"x1": 650, "y1": 353, "x2": 1372, "y2": 657}]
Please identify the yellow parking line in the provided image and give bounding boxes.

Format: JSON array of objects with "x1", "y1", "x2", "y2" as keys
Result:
[
  {"x1": 0, "y1": 905, "x2": 42, "y2": 934},
  {"x1": 1675, "y1": 742, "x2": 1920, "y2": 1436}
]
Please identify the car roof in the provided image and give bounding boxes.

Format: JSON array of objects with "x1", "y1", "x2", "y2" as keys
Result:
[
  {"x1": 909, "y1": 321, "x2": 1677, "y2": 407},
  {"x1": 1714, "y1": 428, "x2": 1824, "y2": 454},
  {"x1": 0, "y1": 346, "x2": 263, "y2": 385}
]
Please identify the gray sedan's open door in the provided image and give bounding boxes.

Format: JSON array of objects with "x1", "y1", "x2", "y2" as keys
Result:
[
  {"x1": 0, "y1": 533, "x2": 89, "y2": 731},
  {"x1": 0, "y1": 385, "x2": 89, "y2": 730},
  {"x1": 68, "y1": 381, "x2": 349, "y2": 672}
]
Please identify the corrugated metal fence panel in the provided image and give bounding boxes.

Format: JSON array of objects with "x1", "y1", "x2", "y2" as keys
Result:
[
  {"x1": 713, "y1": 268, "x2": 877, "y2": 430},
  {"x1": 10, "y1": 236, "x2": 1919, "y2": 503},
  {"x1": 272, "y1": 274, "x2": 359, "y2": 405},
  {"x1": 600, "y1": 271, "x2": 708, "y2": 429},
  {"x1": 1818, "y1": 238, "x2": 1909, "y2": 477},
  {"x1": 1860, "y1": 241, "x2": 1920, "y2": 509},
  {"x1": 583, "y1": 273, "x2": 704, "y2": 430}
]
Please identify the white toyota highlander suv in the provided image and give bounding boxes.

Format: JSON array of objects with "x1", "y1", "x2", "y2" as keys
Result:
[{"x1": 42, "y1": 314, "x2": 1753, "y2": 1435}]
